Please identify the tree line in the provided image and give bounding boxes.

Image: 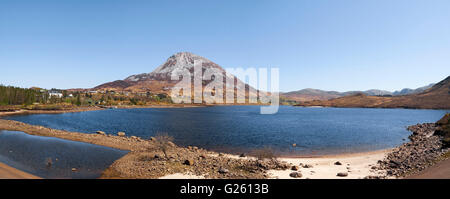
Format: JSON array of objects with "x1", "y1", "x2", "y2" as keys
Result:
[{"x1": 0, "y1": 85, "x2": 47, "y2": 105}]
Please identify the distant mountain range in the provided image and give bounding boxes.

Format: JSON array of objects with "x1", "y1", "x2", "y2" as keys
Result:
[
  {"x1": 90, "y1": 52, "x2": 446, "y2": 108},
  {"x1": 281, "y1": 84, "x2": 436, "y2": 102},
  {"x1": 392, "y1": 83, "x2": 435, "y2": 95},
  {"x1": 295, "y1": 76, "x2": 450, "y2": 109}
]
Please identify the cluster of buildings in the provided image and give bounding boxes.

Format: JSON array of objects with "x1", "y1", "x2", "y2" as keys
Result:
[{"x1": 43, "y1": 88, "x2": 168, "y2": 99}]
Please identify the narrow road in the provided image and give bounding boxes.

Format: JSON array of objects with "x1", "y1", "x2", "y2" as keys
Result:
[{"x1": 407, "y1": 158, "x2": 450, "y2": 179}]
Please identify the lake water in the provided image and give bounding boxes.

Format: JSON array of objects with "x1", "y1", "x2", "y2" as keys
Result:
[
  {"x1": 5, "y1": 106, "x2": 448, "y2": 156},
  {"x1": 0, "y1": 130, "x2": 127, "y2": 178}
]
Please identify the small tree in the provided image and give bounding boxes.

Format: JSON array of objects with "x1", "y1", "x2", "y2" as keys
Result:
[
  {"x1": 250, "y1": 147, "x2": 277, "y2": 161},
  {"x1": 75, "y1": 94, "x2": 81, "y2": 106},
  {"x1": 152, "y1": 133, "x2": 174, "y2": 159}
]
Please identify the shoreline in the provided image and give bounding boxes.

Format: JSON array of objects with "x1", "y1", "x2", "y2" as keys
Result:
[
  {"x1": 278, "y1": 148, "x2": 393, "y2": 159},
  {"x1": 1, "y1": 107, "x2": 446, "y2": 179},
  {"x1": 0, "y1": 106, "x2": 104, "y2": 117},
  {"x1": 295, "y1": 105, "x2": 450, "y2": 111},
  {"x1": 0, "y1": 104, "x2": 209, "y2": 118},
  {"x1": 0, "y1": 116, "x2": 392, "y2": 179}
]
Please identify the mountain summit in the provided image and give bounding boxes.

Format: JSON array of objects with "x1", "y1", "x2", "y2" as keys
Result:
[
  {"x1": 94, "y1": 52, "x2": 257, "y2": 103},
  {"x1": 124, "y1": 52, "x2": 226, "y2": 82}
]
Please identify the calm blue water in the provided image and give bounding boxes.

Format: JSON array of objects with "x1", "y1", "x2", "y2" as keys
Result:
[
  {"x1": 0, "y1": 131, "x2": 127, "y2": 178},
  {"x1": 5, "y1": 106, "x2": 448, "y2": 156}
]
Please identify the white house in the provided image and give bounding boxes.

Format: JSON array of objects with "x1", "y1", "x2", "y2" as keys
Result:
[{"x1": 49, "y1": 90, "x2": 63, "y2": 98}]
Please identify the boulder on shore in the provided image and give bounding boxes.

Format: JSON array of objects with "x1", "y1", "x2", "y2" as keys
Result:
[
  {"x1": 289, "y1": 172, "x2": 302, "y2": 178},
  {"x1": 117, "y1": 132, "x2": 126, "y2": 137},
  {"x1": 303, "y1": 164, "x2": 313, "y2": 168},
  {"x1": 184, "y1": 159, "x2": 194, "y2": 166},
  {"x1": 96, "y1": 131, "x2": 106, "y2": 135}
]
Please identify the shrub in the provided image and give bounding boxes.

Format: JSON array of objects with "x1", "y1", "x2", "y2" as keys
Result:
[
  {"x1": 152, "y1": 133, "x2": 174, "y2": 159},
  {"x1": 250, "y1": 147, "x2": 277, "y2": 160}
]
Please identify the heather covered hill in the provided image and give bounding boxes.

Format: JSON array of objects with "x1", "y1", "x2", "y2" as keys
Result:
[
  {"x1": 295, "y1": 76, "x2": 450, "y2": 109},
  {"x1": 281, "y1": 88, "x2": 395, "y2": 102},
  {"x1": 281, "y1": 86, "x2": 433, "y2": 103},
  {"x1": 281, "y1": 89, "x2": 342, "y2": 102}
]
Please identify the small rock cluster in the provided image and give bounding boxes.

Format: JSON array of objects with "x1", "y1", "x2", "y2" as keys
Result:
[{"x1": 375, "y1": 123, "x2": 448, "y2": 177}]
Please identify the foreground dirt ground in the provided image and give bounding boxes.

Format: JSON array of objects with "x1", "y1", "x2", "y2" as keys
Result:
[
  {"x1": 0, "y1": 162, "x2": 41, "y2": 179},
  {"x1": 407, "y1": 158, "x2": 450, "y2": 179}
]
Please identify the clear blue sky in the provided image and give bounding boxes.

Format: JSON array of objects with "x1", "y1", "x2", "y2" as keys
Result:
[{"x1": 1, "y1": 0, "x2": 449, "y2": 92}]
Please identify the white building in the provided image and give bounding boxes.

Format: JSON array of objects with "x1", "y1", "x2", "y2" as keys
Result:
[{"x1": 49, "y1": 90, "x2": 63, "y2": 98}]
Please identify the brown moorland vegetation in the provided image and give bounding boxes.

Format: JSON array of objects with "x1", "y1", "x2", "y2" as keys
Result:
[{"x1": 296, "y1": 76, "x2": 450, "y2": 109}]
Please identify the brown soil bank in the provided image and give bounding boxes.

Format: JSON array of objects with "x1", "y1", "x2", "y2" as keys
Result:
[
  {"x1": 372, "y1": 113, "x2": 450, "y2": 178},
  {"x1": 0, "y1": 104, "x2": 209, "y2": 118},
  {"x1": 0, "y1": 119, "x2": 290, "y2": 179},
  {"x1": 296, "y1": 76, "x2": 450, "y2": 109},
  {"x1": 406, "y1": 157, "x2": 450, "y2": 179},
  {"x1": 0, "y1": 106, "x2": 103, "y2": 117}
]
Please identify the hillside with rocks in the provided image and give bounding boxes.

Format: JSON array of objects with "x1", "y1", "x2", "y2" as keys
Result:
[{"x1": 373, "y1": 113, "x2": 450, "y2": 178}]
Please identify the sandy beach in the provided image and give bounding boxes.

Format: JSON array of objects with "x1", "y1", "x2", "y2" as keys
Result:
[
  {"x1": 155, "y1": 150, "x2": 390, "y2": 179},
  {"x1": 268, "y1": 150, "x2": 390, "y2": 179}
]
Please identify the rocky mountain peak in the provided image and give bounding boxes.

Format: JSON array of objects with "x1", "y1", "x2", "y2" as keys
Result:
[{"x1": 125, "y1": 52, "x2": 224, "y2": 82}]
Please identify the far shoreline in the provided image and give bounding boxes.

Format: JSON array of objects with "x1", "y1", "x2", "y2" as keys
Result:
[{"x1": 0, "y1": 104, "x2": 209, "y2": 118}]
